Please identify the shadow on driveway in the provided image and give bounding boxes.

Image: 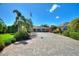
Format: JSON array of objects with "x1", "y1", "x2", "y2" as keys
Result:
[{"x1": 14, "y1": 40, "x2": 28, "y2": 45}]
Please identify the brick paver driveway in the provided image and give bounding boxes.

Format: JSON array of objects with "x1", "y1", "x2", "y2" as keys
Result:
[{"x1": 0, "y1": 32, "x2": 79, "y2": 56}]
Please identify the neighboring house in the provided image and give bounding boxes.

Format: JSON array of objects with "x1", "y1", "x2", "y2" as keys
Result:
[{"x1": 33, "y1": 26, "x2": 51, "y2": 32}]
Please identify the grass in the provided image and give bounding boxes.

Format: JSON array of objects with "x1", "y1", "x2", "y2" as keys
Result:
[
  {"x1": 0, "y1": 34, "x2": 14, "y2": 44},
  {"x1": 0, "y1": 34, "x2": 14, "y2": 51}
]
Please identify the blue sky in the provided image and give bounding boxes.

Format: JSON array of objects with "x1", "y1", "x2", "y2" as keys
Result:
[{"x1": 0, "y1": 3, "x2": 79, "y2": 26}]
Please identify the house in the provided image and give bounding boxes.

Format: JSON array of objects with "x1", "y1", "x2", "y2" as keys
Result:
[{"x1": 33, "y1": 26, "x2": 51, "y2": 32}]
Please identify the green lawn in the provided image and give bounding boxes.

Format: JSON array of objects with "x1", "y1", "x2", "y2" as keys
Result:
[{"x1": 0, "y1": 34, "x2": 14, "y2": 44}]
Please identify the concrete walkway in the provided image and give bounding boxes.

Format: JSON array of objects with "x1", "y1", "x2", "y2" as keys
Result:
[{"x1": 0, "y1": 32, "x2": 79, "y2": 56}]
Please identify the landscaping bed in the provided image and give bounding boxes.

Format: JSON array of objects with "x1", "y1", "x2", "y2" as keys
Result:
[{"x1": 0, "y1": 32, "x2": 31, "y2": 52}]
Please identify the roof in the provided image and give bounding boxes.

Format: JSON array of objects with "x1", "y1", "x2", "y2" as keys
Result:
[{"x1": 33, "y1": 26, "x2": 50, "y2": 29}]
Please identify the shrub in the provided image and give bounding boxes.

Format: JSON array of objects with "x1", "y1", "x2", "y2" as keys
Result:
[
  {"x1": 4, "y1": 38, "x2": 15, "y2": 46},
  {"x1": 69, "y1": 32, "x2": 79, "y2": 40},
  {"x1": 0, "y1": 37, "x2": 5, "y2": 51},
  {"x1": 68, "y1": 18, "x2": 79, "y2": 32},
  {"x1": 11, "y1": 38, "x2": 16, "y2": 43},
  {"x1": 14, "y1": 31, "x2": 30, "y2": 41},
  {"x1": 62, "y1": 30, "x2": 70, "y2": 37},
  {"x1": 4, "y1": 39, "x2": 12, "y2": 46},
  {"x1": 63, "y1": 30, "x2": 79, "y2": 40}
]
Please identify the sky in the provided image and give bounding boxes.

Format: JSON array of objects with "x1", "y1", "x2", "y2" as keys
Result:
[{"x1": 0, "y1": 3, "x2": 79, "y2": 26}]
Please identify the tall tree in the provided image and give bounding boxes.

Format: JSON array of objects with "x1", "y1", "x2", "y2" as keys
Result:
[
  {"x1": 41, "y1": 24, "x2": 49, "y2": 27},
  {"x1": 0, "y1": 18, "x2": 7, "y2": 33},
  {"x1": 50, "y1": 25, "x2": 57, "y2": 31},
  {"x1": 13, "y1": 10, "x2": 33, "y2": 33}
]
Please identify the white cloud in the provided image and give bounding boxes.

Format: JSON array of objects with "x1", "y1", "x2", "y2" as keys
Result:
[
  {"x1": 49, "y1": 4, "x2": 60, "y2": 13},
  {"x1": 56, "y1": 16, "x2": 60, "y2": 19}
]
